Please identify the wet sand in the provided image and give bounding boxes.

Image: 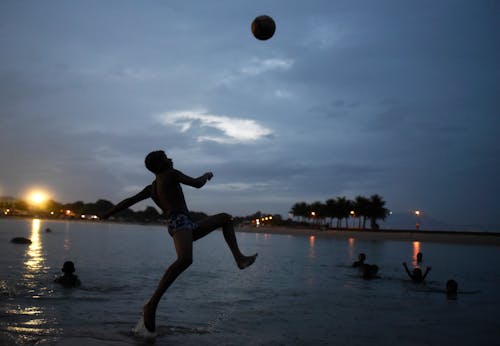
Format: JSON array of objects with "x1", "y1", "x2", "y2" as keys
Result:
[{"x1": 237, "y1": 225, "x2": 500, "y2": 246}]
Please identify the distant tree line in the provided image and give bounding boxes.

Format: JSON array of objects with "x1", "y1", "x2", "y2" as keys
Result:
[
  {"x1": 0, "y1": 197, "x2": 167, "y2": 223},
  {"x1": 289, "y1": 194, "x2": 390, "y2": 230},
  {"x1": 1, "y1": 194, "x2": 391, "y2": 230},
  {"x1": 1, "y1": 196, "x2": 271, "y2": 225}
]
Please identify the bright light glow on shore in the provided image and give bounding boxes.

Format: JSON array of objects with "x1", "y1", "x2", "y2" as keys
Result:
[{"x1": 26, "y1": 189, "x2": 50, "y2": 206}]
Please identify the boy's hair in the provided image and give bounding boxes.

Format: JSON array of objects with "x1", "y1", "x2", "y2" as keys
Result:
[
  {"x1": 62, "y1": 261, "x2": 75, "y2": 273},
  {"x1": 145, "y1": 150, "x2": 166, "y2": 174}
]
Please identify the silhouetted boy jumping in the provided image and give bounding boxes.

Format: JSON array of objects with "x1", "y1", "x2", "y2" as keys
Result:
[{"x1": 101, "y1": 150, "x2": 257, "y2": 333}]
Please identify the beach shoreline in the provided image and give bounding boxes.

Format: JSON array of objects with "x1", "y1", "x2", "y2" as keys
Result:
[
  {"x1": 2, "y1": 216, "x2": 499, "y2": 246},
  {"x1": 237, "y1": 225, "x2": 500, "y2": 246}
]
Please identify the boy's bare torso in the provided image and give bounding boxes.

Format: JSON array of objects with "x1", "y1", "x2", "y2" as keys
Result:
[{"x1": 151, "y1": 169, "x2": 189, "y2": 216}]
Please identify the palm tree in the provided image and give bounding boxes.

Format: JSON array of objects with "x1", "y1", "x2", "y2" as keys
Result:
[
  {"x1": 310, "y1": 201, "x2": 326, "y2": 225},
  {"x1": 325, "y1": 198, "x2": 339, "y2": 229},
  {"x1": 366, "y1": 194, "x2": 390, "y2": 230},
  {"x1": 335, "y1": 197, "x2": 353, "y2": 229},
  {"x1": 290, "y1": 202, "x2": 309, "y2": 222},
  {"x1": 354, "y1": 196, "x2": 370, "y2": 229}
]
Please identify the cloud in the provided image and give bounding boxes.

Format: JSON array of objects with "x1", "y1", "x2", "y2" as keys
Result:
[
  {"x1": 204, "y1": 182, "x2": 271, "y2": 192},
  {"x1": 240, "y1": 58, "x2": 294, "y2": 76},
  {"x1": 217, "y1": 57, "x2": 294, "y2": 86},
  {"x1": 157, "y1": 109, "x2": 273, "y2": 143},
  {"x1": 301, "y1": 17, "x2": 343, "y2": 50},
  {"x1": 274, "y1": 89, "x2": 293, "y2": 98}
]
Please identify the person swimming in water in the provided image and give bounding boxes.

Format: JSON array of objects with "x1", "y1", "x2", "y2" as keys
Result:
[
  {"x1": 361, "y1": 264, "x2": 379, "y2": 280},
  {"x1": 402, "y1": 262, "x2": 431, "y2": 283},
  {"x1": 54, "y1": 261, "x2": 81, "y2": 288},
  {"x1": 352, "y1": 253, "x2": 366, "y2": 268},
  {"x1": 446, "y1": 279, "x2": 458, "y2": 299},
  {"x1": 101, "y1": 150, "x2": 257, "y2": 334}
]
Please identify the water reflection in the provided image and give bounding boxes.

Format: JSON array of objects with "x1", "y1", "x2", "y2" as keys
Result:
[
  {"x1": 309, "y1": 235, "x2": 316, "y2": 260},
  {"x1": 64, "y1": 221, "x2": 71, "y2": 250},
  {"x1": 10, "y1": 220, "x2": 60, "y2": 341},
  {"x1": 24, "y1": 219, "x2": 45, "y2": 279},
  {"x1": 254, "y1": 232, "x2": 272, "y2": 242},
  {"x1": 412, "y1": 241, "x2": 421, "y2": 267},
  {"x1": 3, "y1": 305, "x2": 60, "y2": 336},
  {"x1": 348, "y1": 237, "x2": 355, "y2": 258}
]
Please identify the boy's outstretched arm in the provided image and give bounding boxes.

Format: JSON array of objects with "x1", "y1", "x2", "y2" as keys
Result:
[
  {"x1": 402, "y1": 262, "x2": 412, "y2": 278},
  {"x1": 175, "y1": 170, "x2": 213, "y2": 188},
  {"x1": 422, "y1": 266, "x2": 432, "y2": 280},
  {"x1": 100, "y1": 185, "x2": 152, "y2": 219}
]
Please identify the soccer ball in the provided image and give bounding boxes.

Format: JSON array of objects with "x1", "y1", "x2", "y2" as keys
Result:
[{"x1": 251, "y1": 15, "x2": 276, "y2": 41}]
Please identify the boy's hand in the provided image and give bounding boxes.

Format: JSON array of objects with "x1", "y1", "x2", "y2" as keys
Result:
[{"x1": 205, "y1": 172, "x2": 214, "y2": 181}]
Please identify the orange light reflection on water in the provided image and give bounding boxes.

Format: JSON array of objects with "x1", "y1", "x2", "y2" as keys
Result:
[
  {"x1": 348, "y1": 237, "x2": 355, "y2": 258},
  {"x1": 412, "y1": 241, "x2": 421, "y2": 267},
  {"x1": 309, "y1": 235, "x2": 316, "y2": 260}
]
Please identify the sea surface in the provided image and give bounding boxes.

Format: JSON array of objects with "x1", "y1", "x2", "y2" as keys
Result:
[{"x1": 1, "y1": 218, "x2": 499, "y2": 345}]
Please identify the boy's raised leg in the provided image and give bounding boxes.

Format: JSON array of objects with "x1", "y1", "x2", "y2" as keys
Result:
[{"x1": 194, "y1": 213, "x2": 257, "y2": 269}]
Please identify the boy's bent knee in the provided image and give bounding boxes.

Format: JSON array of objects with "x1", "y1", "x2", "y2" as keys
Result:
[{"x1": 176, "y1": 257, "x2": 193, "y2": 270}]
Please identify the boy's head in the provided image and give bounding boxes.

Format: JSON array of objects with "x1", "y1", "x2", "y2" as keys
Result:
[
  {"x1": 358, "y1": 253, "x2": 366, "y2": 262},
  {"x1": 62, "y1": 261, "x2": 75, "y2": 274},
  {"x1": 145, "y1": 150, "x2": 171, "y2": 174}
]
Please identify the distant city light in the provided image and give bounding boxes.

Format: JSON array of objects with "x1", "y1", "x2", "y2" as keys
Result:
[{"x1": 414, "y1": 210, "x2": 422, "y2": 230}]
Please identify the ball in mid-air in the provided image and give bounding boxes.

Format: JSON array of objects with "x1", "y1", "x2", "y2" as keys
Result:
[{"x1": 251, "y1": 15, "x2": 276, "y2": 41}]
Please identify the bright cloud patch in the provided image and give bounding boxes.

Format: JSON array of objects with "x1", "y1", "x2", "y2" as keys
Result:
[
  {"x1": 217, "y1": 57, "x2": 294, "y2": 86},
  {"x1": 158, "y1": 110, "x2": 273, "y2": 143},
  {"x1": 241, "y1": 58, "x2": 294, "y2": 76},
  {"x1": 205, "y1": 182, "x2": 271, "y2": 192}
]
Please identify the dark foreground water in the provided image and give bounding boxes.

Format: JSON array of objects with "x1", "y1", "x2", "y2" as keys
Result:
[{"x1": 1, "y1": 218, "x2": 499, "y2": 345}]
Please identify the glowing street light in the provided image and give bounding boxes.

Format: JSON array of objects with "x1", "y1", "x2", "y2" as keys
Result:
[
  {"x1": 414, "y1": 210, "x2": 421, "y2": 230},
  {"x1": 27, "y1": 190, "x2": 49, "y2": 208}
]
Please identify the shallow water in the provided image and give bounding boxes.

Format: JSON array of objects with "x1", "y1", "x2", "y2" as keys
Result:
[{"x1": 1, "y1": 218, "x2": 499, "y2": 345}]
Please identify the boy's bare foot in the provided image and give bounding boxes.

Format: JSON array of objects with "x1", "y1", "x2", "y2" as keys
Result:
[
  {"x1": 237, "y1": 253, "x2": 258, "y2": 270},
  {"x1": 142, "y1": 303, "x2": 156, "y2": 333}
]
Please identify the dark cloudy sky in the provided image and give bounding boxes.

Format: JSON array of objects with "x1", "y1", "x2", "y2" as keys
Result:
[{"x1": 1, "y1": 1, "x2": 499, "y2": 228}]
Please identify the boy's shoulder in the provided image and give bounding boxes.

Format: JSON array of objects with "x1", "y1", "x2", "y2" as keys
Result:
[
  {"x1": 157, "y1": 169, "x2": 182, "y2": 181},
  {"x1": 55, "y1": 274, "x2": 81, "y2": 287},
  {"x1": 156, "y1": 168, "x2": 182, "y2": 185}
]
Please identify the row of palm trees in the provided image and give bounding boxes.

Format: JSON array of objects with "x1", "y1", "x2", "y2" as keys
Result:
[{"x1": 289, "y1": 194, "x2": 390, "y2": 230}]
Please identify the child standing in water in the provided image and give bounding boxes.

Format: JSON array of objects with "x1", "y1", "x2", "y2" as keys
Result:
[
  {"x1": 54, "y1": 261, "x2": 81, "y2": 288},
  {"x1": 101, "y1": 150, "x2": 257, "y2": 333},
  {"x1": 402, "y1": 262, "x2": 431, "y2": 283}
]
